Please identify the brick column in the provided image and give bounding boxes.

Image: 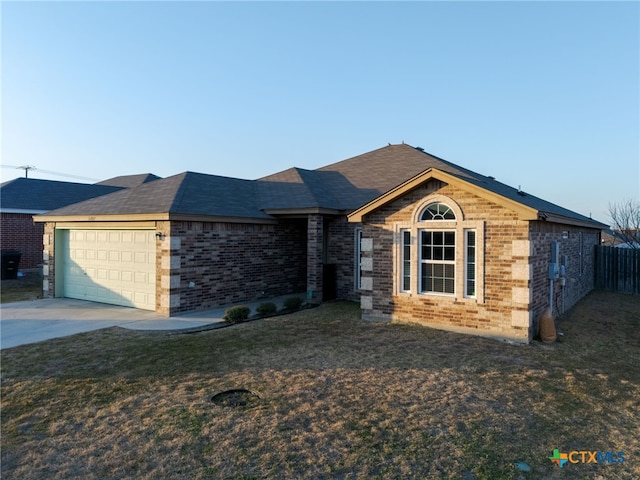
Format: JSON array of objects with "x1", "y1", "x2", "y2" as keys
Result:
[{"x1": 307, "y1": 214, "x2": 323, "y2": 303}]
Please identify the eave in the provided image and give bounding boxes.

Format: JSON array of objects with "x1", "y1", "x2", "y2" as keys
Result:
[
  {"x1": 537, "y1": 213, "x2": 608, "y2": 230},
  {"x1": 263, "y1": 207, "x2": 345, "y2": 217},
  {"x1": 1, "y1": 208, "x2": 49, "y2": 214},
  {"x1": 33, "y1": 212, "x2": 278, "y2": 225}
]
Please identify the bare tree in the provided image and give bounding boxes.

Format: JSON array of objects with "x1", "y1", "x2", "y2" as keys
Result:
[{"x1": 608, "y1": 198, "x2": 640, "y2": 248}]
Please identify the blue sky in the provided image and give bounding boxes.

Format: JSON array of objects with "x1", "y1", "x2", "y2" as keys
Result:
[{"x1": 2, "y1": 1, "x2": 638, "y2": 222}]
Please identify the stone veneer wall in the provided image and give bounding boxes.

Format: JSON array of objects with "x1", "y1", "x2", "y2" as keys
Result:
[
  {"x1": 158, "y1": 219, "x2": 307, "y2": 315},
  {"x1": 359, "y1": 181, "x2": 534, "y2": 343}
]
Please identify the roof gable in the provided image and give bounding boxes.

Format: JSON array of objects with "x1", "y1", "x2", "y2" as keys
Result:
[
  {"x1": 347, "y1": 167, "x2": 538, "y2": 222},
  {"x1": 348, "y1": 164, "x2": 607, "y2": 229}
]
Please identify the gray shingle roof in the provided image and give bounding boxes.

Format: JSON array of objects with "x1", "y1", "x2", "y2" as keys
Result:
[
  {"x1": 0, "y1": 178, "x2": 123, "y2": 212},
  {"x1": 34, "y1": 143, "x2": 605, "y2": 228},
  {"x1": 44, "y1": 172, "x2": 272, "y2": 219},
  {"x1": 316, "y1": 143, "x2": 604, "y2": 226},
  {"x1": 95, "y1": 173, "x2": 161, "y2": 188},
  {"x1": 257, "y1": 168, "x2": 320, "y2": 209}
]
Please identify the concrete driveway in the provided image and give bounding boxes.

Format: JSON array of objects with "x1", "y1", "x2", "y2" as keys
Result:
[
  {"x1": 0, "y1": 293, "x2": 305, "y2": 349},
  {"x1": 0, "y1": 298, "x2": 227, "y2": 349}
]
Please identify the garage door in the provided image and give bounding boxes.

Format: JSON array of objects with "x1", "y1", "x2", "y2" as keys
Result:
[{"x1": 61, "y1": 229, "x2": 156, "y2": 310}]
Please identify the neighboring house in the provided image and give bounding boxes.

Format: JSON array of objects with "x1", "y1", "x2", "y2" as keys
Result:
[
  {"x1": 34, "y1": 144, "x2": 607, "y2": 343},
  {"x1": 601, "y1": 229, "x2": 640, "y2": 248},
  {"x1": 0, "y1": 174, "x2": 160, "y2": 269}
]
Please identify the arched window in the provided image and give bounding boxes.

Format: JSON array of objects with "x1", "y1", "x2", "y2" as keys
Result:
[
  {"x1": 420, "y1": 203, "x2": 456, "y2": 221},
  {"x1": 398, "y1": 197, "x2": 482, "y2": 299}
]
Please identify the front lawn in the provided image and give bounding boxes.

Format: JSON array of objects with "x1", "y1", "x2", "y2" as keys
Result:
[
  {"x1": 1, "y1": 291, "x2": 638, "y2": 479},
  {"x1": 1, "y1": 271, "x2": 42, "y2": 304}
]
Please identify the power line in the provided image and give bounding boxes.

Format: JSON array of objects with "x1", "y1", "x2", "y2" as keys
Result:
[{"x1": 1, "y1": 164, "x2": 100, "y2": 182}]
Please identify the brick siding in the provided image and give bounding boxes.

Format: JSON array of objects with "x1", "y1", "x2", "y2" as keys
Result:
[
  {"x1": 326, "y1": 216, "x2": 359, "y2": 302},
  {"x1": 528, "y1": 222, "x2": 599, "y2": 337},
  {"x1": 357, "y1": 181, "x2": 602, "y2": 343},
  {"x1": 160, "y1": 219, "x2": 308, "y2": 315},
  {"x1": 306, "y1": 215, "x2": 324, "y2": 303},
  {"x1": 1, "y1": 213, "x2": 44, "y2": 269}
]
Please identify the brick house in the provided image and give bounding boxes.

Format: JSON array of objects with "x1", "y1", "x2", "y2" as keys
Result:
[
  {"x1": 34, "y1": 144, "x2": 606, "y2": 342},
  {"x1": 1, "y1": 175, "x2": 159, "y2": 269}
]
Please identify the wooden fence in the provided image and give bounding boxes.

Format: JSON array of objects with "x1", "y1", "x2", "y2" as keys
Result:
[{"x1": 594, "y1": 246, "x2": 640, "y2": 294}]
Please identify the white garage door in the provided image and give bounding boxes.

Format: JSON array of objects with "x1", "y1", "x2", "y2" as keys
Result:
[{"x1": 62, "y1": 229, "x2": 156, "y2": 310}]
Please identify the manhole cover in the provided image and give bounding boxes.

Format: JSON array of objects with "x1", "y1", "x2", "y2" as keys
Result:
[{"x1": 210, "y1": 389, "x2": 261, "y2": 408}]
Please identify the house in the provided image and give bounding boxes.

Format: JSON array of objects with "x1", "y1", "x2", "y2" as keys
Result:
[
  {"x1": 34, "y1": 144, "x2": 606, "y2": 342},
  {"x1": 601, "y1": 229, "x2": 640, "y2": 249},
  {"x1": 0, "y1": 174, "x2": 160, "y2": 269}
]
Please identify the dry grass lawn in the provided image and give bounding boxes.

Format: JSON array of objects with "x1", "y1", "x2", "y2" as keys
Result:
[
  {"x1": 1, "y1": 271, "x2": 43, "y2": 304},
  {"x1": 1, "y1": 291, "x2": 639, "y2": 479}
]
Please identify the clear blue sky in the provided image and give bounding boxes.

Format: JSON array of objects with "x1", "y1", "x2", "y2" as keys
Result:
[{"x1": 2, "y1": 1, "x2": 638, "y2": 222}]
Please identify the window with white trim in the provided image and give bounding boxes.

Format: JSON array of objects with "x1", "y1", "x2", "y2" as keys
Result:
[
  {"x1": 420, "y1": 202, "x2": 456, "y2": 221},
  {"x1": 401, "y1": 229, "x2": 411, "y2": 292},
  {"x1": 420, "y1": 230, "x2": 456, "y2": 294},
  {"x1": 396, "y1": 199, "x2": 484, "y2": 302},
  {"x1": 465, "y1": 230, "x2": 476, "y2": 298}
]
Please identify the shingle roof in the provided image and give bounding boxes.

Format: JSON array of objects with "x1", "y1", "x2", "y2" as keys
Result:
[
  {"x1": 257, "y1": 168, "x2": 320, "y2": 209},
  {"x1": 44, "y1": 172, "x2": 272, "y2": 219},
  {"x1": 315, "y1": 144, "x2": 604, "y2": 227},
  {"x1": 34, "y1": 143, "x2": 606, "y2": 228},
  {"x1": 95, "y1": 173, "x2": 161, "y2": 188},
  {"x1": 0, "y1": 177, "x2": 123, "y2": 212}
]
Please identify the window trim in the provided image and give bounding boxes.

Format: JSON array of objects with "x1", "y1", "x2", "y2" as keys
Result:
[
  {"x1": 464, "y1": 229, "x2": 477, "y2": 298},
  {"x1": 395, "y1": 196, "x2": 485, "y2": 303},
  {"x1": 420, "y1": 202, "x2": 457, "y2": 221},
  {"x1": 419, "y1": 229, "x2": 456, "y2": 295},
  {"x1": 400, "y1": 229, "x2": 412, "y2": 293}
]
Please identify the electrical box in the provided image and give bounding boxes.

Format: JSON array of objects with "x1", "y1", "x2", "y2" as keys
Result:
[
  {"x1": 560, "y1": 255, "x2": 568, "y2": 275},
  {"x1": 559, "y1": 255, "x2": 568, "y2": 285},
  {"x1": 548, "y1": 263, "x2": 559, "y2": 280}
]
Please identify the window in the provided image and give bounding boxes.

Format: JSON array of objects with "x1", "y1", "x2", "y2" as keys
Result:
[
  {"x1": 420, "y1": 230, "x2": 456, "y2": 294},
  {"x1": 465, "y1": 230, "x2": 476, "y2": 297},
  {"x1": 396, "y1": 197, "x2": 483, "y2": 301},
  {"x1": 420, "y1": 202, "x2": 456, "y2": 221},
  {"x1": 401, "y1": 230, "x2": 411, "y2": 292}
]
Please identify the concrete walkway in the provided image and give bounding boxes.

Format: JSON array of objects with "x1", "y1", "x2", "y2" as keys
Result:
[{"x1": 0, "y1": 293, "x2": 306, "y2": 349}]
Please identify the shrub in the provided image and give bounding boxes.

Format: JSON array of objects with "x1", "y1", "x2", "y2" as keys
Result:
[
  {"x1": 256, "y1": 302, "x2": 277, "y2": 317},
  {"x1": 283, "y1": 296, "x2": 304, "y2": 312},
  {"x1": 223, "y1": 305, "x2": 250, "y2": 324}
]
